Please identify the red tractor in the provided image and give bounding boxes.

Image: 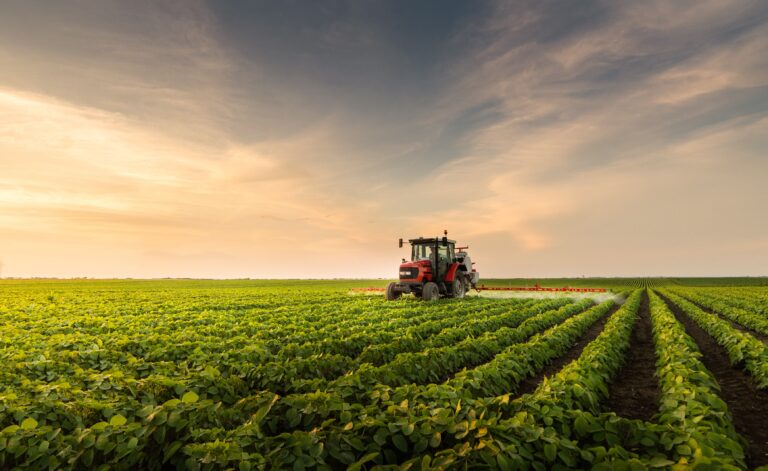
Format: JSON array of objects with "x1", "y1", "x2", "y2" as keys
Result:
[{"x1": 386, "y1": 231, "x2": 479, "y2": 301}]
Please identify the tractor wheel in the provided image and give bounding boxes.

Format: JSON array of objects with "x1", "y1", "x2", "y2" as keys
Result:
[
  {"x1": 386, "y1": 282, "x2": 402, "y2": 301},
  {"x1": 421, "y1": 282, "x2": 439, "y2": 301},
  {"x1": 452, "y1": 278, "x2": 466, "y2": 299}
]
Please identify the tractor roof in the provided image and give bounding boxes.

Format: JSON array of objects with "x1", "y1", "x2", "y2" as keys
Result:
[{"x1": 408, "y1": 237, "x2": 456, "y2": 245}]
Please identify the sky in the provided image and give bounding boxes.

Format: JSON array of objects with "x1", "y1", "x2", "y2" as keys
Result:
[{"x1": 1, "y1": 0, "x2": 767, "y2": 279}]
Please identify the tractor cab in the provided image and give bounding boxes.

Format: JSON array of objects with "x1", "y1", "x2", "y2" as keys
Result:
[
  {"x1": 387, "y1": 231, "x2": 479, "y2": 301},
  {"x1": 407, "y1": 237, "x2": 455, "y2": 280}
]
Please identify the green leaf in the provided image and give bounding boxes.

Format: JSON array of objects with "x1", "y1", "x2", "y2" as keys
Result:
[
  {"x1": 558, "y1": 450, "x2": 576, "y2": 467},
  {"x1": 109, "y1": 414, "x2": 127, "y2": 426},
  {"x1": 676, "y1": 444, "x2": 692, "y2": 456},
  {"x1": 348, "y1": 452, "x2": 379, "y2": 471},
  {"x1": 92, "y1": 422, "x2": 109, "y2": 431},
  {"x1": 2, "y1": 425, "x2": 20, "y2": 434},
  {"x1": 373, "y1": 428, "x2": 388, "y2": 446},
  {"x1": 20, "y1": 418, "x2": 38, "y2": 430},
  {"x1": 181, "y1": 391, "x2": 199, "y2": 403},
  {"x1": 252, "y1": 395, "x2": 278, "y2": 423},
  {"x1": 393, "y1": 434, "x2": 409, "y2": 452},
  {"x1": 543, "y1": 443, "x2": 557, "y2": 462},
  {"x1": 640, "y1": 437, "x2": 656, "y2": 447},
  {"x1": 574, "y1": 416, "x2": 589, "y2": 436},
  {"x1": 164, "y1": 440, "x2": 183, "y2": 463},
  {"x1": 649, "y1": 456, "x2": 675, "y2": 468}
]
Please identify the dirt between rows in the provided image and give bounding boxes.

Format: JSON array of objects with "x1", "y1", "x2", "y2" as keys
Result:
[
  {"x1": 661, "y1": 294, "x2": 768, "y2": 469},
  {"x1": 516, "y1": 303, "x2": 619, "y2": 396},
  {"x1": 601, "y1": 291, "x2": 660, "y2": 421}
]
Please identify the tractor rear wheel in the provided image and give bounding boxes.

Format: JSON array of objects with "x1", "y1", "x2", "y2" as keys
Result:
[
  {"x1": 386, "y1": 282, "x2": 402, "y2": 301},
  {"x1": 452, "y1": 278, "x2": 466, "y2": 299},
  {"x1": 421, "y1": 282, "x2": 439, "y2": 301}
]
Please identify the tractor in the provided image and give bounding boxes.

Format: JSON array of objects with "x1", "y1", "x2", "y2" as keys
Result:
[{"x1": 386, "y1": 231, "x2": 479, "y2": 301}]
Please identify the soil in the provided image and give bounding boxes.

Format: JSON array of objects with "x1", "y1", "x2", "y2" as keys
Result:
[
  {"x1": 516, "y1": 303, "x2": 618, "y2": 396},
  {"x1": 661, "y1": 293, "x2": 768, "y2": 469},
  {"x1": 601, "y1": 292, "x2": 660, "y2": 421}
]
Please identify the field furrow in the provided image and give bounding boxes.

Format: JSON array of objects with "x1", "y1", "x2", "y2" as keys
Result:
[{"x1": 602, "y1": 291, "x2": 660, "y2": 421}]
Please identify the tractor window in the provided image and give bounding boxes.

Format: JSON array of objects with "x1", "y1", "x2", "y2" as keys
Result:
[
  {"x1": 412, "y1": 245, "x2": 432, "y2": 261},
  {"x1": 437, "y1": 246, "x2": 449, "y2": 261}
]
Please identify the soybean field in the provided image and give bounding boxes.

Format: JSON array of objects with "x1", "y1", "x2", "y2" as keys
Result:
[{"x1": 1, "y1": 279, "x2": 768, "y2": 470}]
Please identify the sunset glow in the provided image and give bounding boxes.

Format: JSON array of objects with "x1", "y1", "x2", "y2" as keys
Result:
[{"x1": 1, "y1": 1, "x2": 767, "y2": 278}]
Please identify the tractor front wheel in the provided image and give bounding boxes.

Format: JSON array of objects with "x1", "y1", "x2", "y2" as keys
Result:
[
  {"x1": 422, "y1": 282, "x2": 439, "y2": 301},
  {"x1": 386, "y1": 282, "x2": 402, "y2": 301}
]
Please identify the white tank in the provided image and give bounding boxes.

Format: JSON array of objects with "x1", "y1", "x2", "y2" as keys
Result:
[
  {"x1": 457, "y1": 251, "x2": 479, "y2": 285},
  {"x1": 457, "y1": 252, "x2": 472, "y2": 271}
]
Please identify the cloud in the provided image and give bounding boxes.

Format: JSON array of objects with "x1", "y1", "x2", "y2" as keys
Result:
[
  {"x1": 0, "y1": 87, "x2": 401, "y2": 277},
  {"x1": 395, "y1": 0, "x2": 768, "y2": 274},
  {"x1": 0, "y1": 0, "x2": 766, "y2": 277},
  {"x1": 0, "y1": 0, "x2": 233, "y2": 145}
]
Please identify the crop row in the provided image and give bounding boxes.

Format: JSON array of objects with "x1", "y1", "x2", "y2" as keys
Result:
[
  {"x1": 711, "y1": 290, "x2": 768, "y2": 315},
  {"x1": 6, "y1": 288, "x2": 750, "y2": 470},
  {"x1": 229, "y1": 299, "x2": 597, "y2": 445},
  {"x1": 660, "y1": 290, "x2": 768, "y2": 388},
  {"x1": 0, "y1": 291, "x2": 493, "y2": 366},
  {"x1": 424, "y1": 289, "x2": 751, "y2": 469},
  {"x1": 365, "y1": 299, "x2": 594, "y2": 388},
  {"x1": 244, "y1": 299, "x2": 568, "y2": 393},
  {"x1": 0, "y1": 300, "x2": 586, "y2": 436},
  {"x1": 0, "y1": 300, "x2": 516, "y2": 386},
  {"x1": 219, "y1": 293, "x2": 642, "y2": 469},
  {"x1": 0, "y1": 296, "x2": 596, "y2": 470},
  {"x1": 432, "y1": 289, "x2": 748, "y2": 469},
  {"x1": 162, "y1": 298, "x2": 622, "y2": 469},
  {"x1": 4, "y1": 283, "x2": 764, "y2": 470},
  {"x1": 670, "y1": 288, "x2": 768, "y2": 336},
  {"x1": 391, "y1": 298, "x2": 615, "y2": 400},
  {"x1": 269, "y1": 298, "x2": 538, "y2": 358},
  {"x1": 355, "y1": 299, "x2": 564, "y2": 365},
  {"x1": 646, "y1": 291, "x2": 746, "y2": 468},
  {"x1": 424, "y1": 289, "x2": 649, "y2": 469},
  {"x1": 685, "y1": 287, "x2": 768, "y2": 315},
  {"x1": 0, "y1": 298, "x2": 544, "y2": 414},
  {"x1": 256, "y1": 299, "x2": 608, "y2": 440}
]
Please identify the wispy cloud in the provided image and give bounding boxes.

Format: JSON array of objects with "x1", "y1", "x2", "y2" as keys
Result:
[
  {"x1": 0, "y1": 0, "x2": 766, "y2": 277},
  {"x1": 396, "y1": 0, "x2": 768, "y2": 275},
  {"x1": 0, "y1": 87, "x2": 397, "y2": 277}
]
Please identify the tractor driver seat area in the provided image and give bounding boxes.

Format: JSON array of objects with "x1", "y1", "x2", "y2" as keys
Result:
[{"x1": 434, "y1": 247, "x2": 449, "y2": 279}]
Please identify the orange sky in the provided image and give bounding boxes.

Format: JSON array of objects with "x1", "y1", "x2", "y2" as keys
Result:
[{"x1": 1, "y1": 1, "x2": 767, "y2": 278}]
